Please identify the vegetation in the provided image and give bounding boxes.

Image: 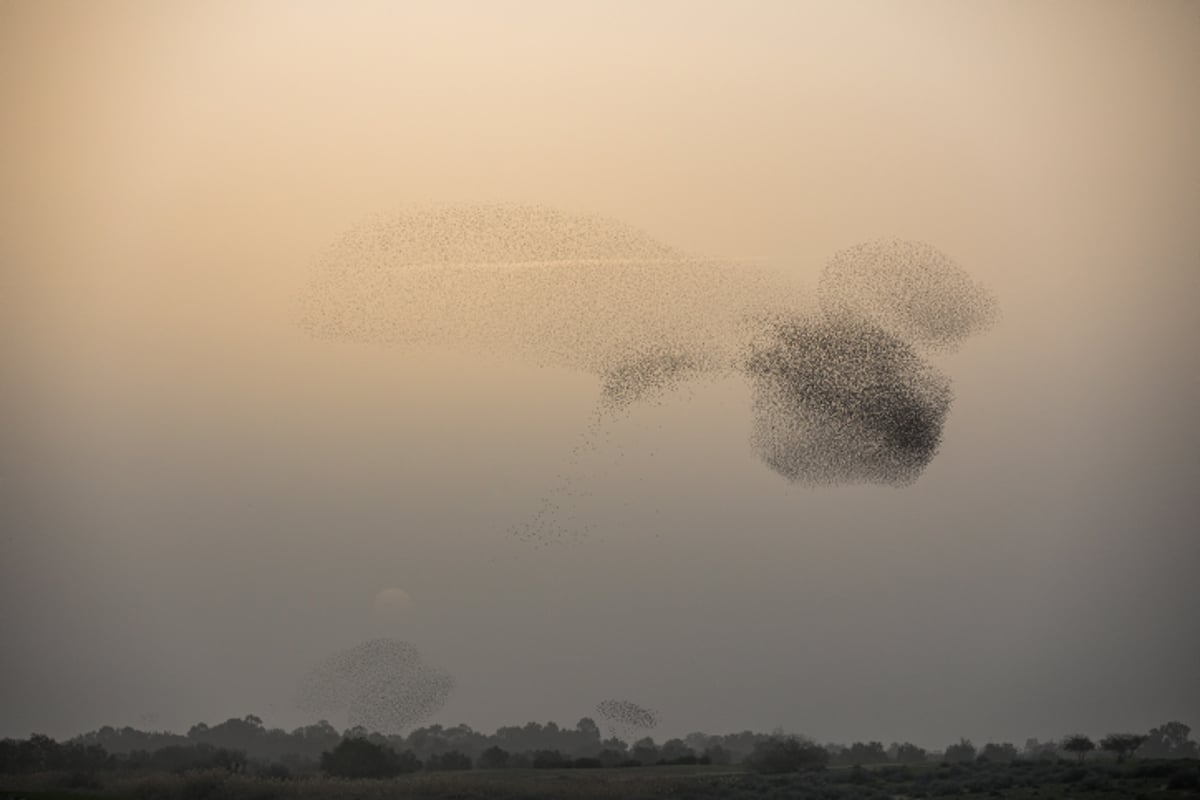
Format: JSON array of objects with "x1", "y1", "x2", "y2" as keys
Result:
[
  {"x1": 2, "y1": 716, "x2": 1198, "y2": 799},
  {"x1": 743, "y1": 736, "x2": 828, "y2": 773},
  {"x1": 1062, "y1": 734, "x2": 1096, "y2": 763},
  {"x1": 4, "y1": 758, "x2": 1200, "y2": 800},
  {"x1": 318, "y1": 737, "x2": 419, "y2": 778},
  {"x1": 1099, "y1": 732, "x2": 1147, "y2": 762}
]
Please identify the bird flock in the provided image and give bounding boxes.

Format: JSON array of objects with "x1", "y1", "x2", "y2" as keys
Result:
[
  {"x1": 294, "y1": 205, "x2": 996, "y2": 731},
  {"x1": 299, "y1": 203, "x2": 995, "y2": 500},
  {"x1": 595, "y1": 698, "x2": 659, "y2": 741},
  {"x1": 296, "y1": 639, "x2": 454, "y2": 735}
]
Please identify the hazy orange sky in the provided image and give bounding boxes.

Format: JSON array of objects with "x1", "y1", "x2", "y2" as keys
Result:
[{"x1": 2, "y1": 0, "x2": 1197, "y2": 745}]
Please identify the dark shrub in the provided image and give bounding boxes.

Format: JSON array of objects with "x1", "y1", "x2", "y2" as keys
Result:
[
  {"x1": 1167, "y1": 767, "x2": 1200, "y2": 790},
  {"x1": 319, "y1": 738, "x2": 419, "y2": 778},
  {"x1": 597, "y1": 748, "x2": 625, "y2": 767},
  {"x1": 978, "y1": 742, "x2": 1018, "y2": 763},
  {"x1": 879, "y1": 765, "x2": 914, "y2": 781},
  {"x1": 1062, "y1": 766, "x2": 1088, "y2": 783},
  {"x1": 179, "y1": 774, "x2": 225, "y2": 800},
  {"x1": 657, "y1": 754, "x2": 699, "y2": 765},
  {"x1": 842, "y1": 741, "x2": 887, "y2": 765},
  {"x1": 477, "y1": 745, "x2": 511, "y2": 770},
  {"x1": 631, "y1": 739, "x2": 660, "y2": 765},
  {"x1": 745, "y1": 736, "x2": 829, "y2": 774},
  {"x1": 426, "y1": 750, "x2": 471, "y2": 771},
  {"x1": 1133, "y1": 761, "x2": 1175, "y2": 778},
  {"x1": 895, "y1": 742, "x2": 928, "y2": 763},
  {"x1": 944, "y1": 739, "x2": 977, "y2": 763},
  {"x1": 531, "y1": 749, "x2": 568, "y2": 769},
  {"x1": 703, "y1": 744, "x2": 732, "y2": 765},
  {"x1": 210, "y1": 747, "x2": 247, "y2": 773},
  {"x1": 63, "y1": 770, "x2": 103, "y2": 790}
]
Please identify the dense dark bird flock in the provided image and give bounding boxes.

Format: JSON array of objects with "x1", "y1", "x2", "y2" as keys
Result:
[
  {"x1": 296, "y1": 639, "x2": 454, "y2": 735},
  {"x1": 299, "y1": 203, "x2": 995, "y2": 502}
]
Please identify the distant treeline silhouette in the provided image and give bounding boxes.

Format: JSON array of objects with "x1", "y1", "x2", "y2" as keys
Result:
[
  {"x1": 4, "y1": 714, "x2": 1195, "y2": 777},
  {"x1": 2, "y1": 717, "x2": 1196, "y2": 779}
]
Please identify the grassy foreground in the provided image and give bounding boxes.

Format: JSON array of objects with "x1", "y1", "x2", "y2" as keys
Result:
[{"x1": 4, "y1": 759, "x2": 1200, "y2": 800}]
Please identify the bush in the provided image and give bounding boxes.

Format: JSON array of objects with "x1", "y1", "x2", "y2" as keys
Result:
[
  {"x1": 657, "y1": 754, "x2": 699, "y2": 766},
  {"x1": 895, "y1": 742, "x2": 928, "y2": 763},
  {"x1": 319, "y1": 738, "x2": 419, "y2": 778},
  {"x1": 597, "y1": 748, "x2": 626, "y2": 767},
  {"x1": 944, "y1": 739, "x2": 977, "y2": 763},
  {"x1": 531, "y1": 749, "x2": 568, "y2": 769},
  {"x1": 978, "y1": 742, "x2": 1018, "y2": 763},
  {"x1": 745, "y1": 736, "x2": 829, "y2": 773},
  {"x1": 1167, "y1": 767, "x2": 1200, "y2": 790},
  {"x1": 179, "y1": 773, "x2": 225, "y2": 800},
  {"x1": 63, "y1": 770, "x2": 104, "y2": 790},
  {"x1": 476, "y1": 745, "x2": 511, "y2": 769},
  {"x1": 426, "y1": 750, "x2": 471, "y2": 771},
  {"x1": 703, "y1": 744, "x2": 732, "y2": 765},
  {"x1": 1133, "y1": 761, "x2": 1175, "y2": 778}
]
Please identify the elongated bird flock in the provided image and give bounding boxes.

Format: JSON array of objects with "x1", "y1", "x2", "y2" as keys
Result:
[{"x1": 299, "y1": 204, "x2": 997, "y2": 536}]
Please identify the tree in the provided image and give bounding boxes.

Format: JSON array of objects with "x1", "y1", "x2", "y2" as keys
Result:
[
  {"x1": 894, "y1": 742, "x2": 927, "y2": 764},
  {"x1": 658, "y1": 738, "x2": 695, "y2": 763},
  {"x1": 477, "y1": 745, "x2": 510, "y2": 770},
  {"x1": 320, "y1": 738, "x2": 419, "y2": 778},
  {"x1": 843, "y1": 741, "x2": 887, "y2": 765},
  {"x1": 597, "y1": 748, "x2": 625, "y2": 767},
  {"x1": 630, "y1": 737, "x2": 659, "y2": 765},
  {"x1": 210, "y1": 747, "x2": 247, "y2": 773},
  {"x1": 944, "y1": 739, "x2": 976, "y2": 763},
  {"x1": 702, "y1": 744, "x2": 732, "y2": 765},
  {"x1": 292, "y1": 720, "x2": 342, "y2": 758},
  {"x1": 599, "y1": 736, "x2": 628, "y2": 756},
  {"x1": 1143, "y1": 722, "x2": 1199, "y2": 759},
  {"x1": 1022, "y1": 738, "x2": 1058, "y2": 761},
  {"x1": 1099, "y1": 733, "x2": 1147, "y2": 762},
  {"x1": 744, "y1": 736, "x2": 829, "y2": 774},
  {"x1": 1062, "y1": 735, "x2": 1095, "y2": 763},
  {"x1": 575, "y1": 718, "x2": 600, "y2": 741},
  {"x1": 978, "y1": 742, "x2": 1018, "y2": 763}
]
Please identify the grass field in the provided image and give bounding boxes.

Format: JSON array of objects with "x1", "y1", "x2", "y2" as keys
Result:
[{"x1": 4, "y1": 759, "x2": 1200, "y2": 799}]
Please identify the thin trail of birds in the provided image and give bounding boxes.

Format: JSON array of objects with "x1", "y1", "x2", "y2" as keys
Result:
[{"x1": 299, "y1": 204, "x2": 997, "y2": 545}]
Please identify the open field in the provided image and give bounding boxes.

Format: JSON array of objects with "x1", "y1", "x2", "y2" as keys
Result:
[{"x1": 5, "y1": 760, "x2": 1200, "y2": 800}]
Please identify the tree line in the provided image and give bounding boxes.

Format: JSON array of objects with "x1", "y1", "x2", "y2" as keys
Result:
[{"x1": 1, "y1": 716, "x2": 1195, "y2": 779}]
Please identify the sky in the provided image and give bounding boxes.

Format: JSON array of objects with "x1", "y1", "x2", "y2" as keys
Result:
[{"x1": 1, "y1": 0, "x2": 1198, "y2": 748}]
